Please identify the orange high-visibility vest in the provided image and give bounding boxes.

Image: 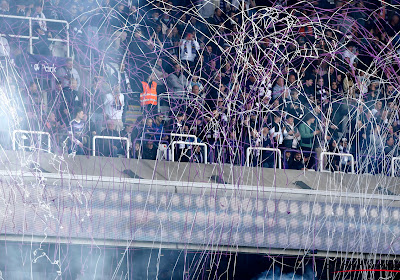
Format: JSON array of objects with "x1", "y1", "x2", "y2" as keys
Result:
[{"x1": 140, "y1": 81, "x2": 157, "y2": 106}]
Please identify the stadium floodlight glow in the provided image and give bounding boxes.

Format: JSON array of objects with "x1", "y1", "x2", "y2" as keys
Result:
[
  {"x1": 184, "y1": 195, "x2": 191, "y2": 207},
  {"x1": 278, "y1": 201, "x2": 287, "y2": 213},
  {"x1": 336, "y1": 206, "x2": 344, "y2": 216},
  {"x1": 393, "y1": 210, "x2": 399, "y2": 220},
  {"x1": 370, "y1": 208, "x2": 378, "y2": 218},
  {"x1": 256, "y1": 201, "x2": 264, "y2": 213},
  {"x1": 348, "y1": 207, "x2": 355, "y2": 217},
  {"x1": 171, "y1": 195, "x2": 180, "y2": 206},
  {"x1": 290, "y1": 202, "x2": 299, "y2": 214},
  {"x1": 255, "y1": 216, "x2": 264, "y2": 228},
  {"x1": 266, "y1": 200, "x2": 275, "y2": 213},
  {"x1": 301, "y1": 203, "x2": 310, "y2": 215}
]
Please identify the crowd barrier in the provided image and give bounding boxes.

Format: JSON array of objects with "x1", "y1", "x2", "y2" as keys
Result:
[
  {"x1": 392, "y1": 157, "x2": 400, "y2": 177},
  {"x1": 281, "y1": 148, "x2": 318, "y2": 170},
  {"x1": 171, "y1": 141, "x2": 207, "y2": 164},
  {"x1": 320, "y1": 152, "x2": 355, "y2": 174},
  {"x1": 0, "y1": 14, "x2": 70, "y2": 56},
  {"x1": 10, "y1": 129, "x2": 400, "y2": 177},
  {"x1": 246, "y1": 147, "x2": 282, "y2": 169},
  {"x1": 92, "y1": 135, "x2": 130, "y2": 158},
  {"x1": 12, "y1": 130, "x2": 51, "y2": 153}
]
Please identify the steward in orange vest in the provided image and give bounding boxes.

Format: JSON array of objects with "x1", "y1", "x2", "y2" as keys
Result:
[{"x1": 140, "y1": 81, "x2": 158, "y2": 107}]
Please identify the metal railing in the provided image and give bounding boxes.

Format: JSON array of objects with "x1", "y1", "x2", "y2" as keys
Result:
[
  {"x1": 92, "y1": 136, "x2": 130, "y2": 158},
  {"x1": 281, "y1": 148, "x2": 318, "y2": 170},
  {"x1": 171, "y1": 141, "x2": 207, "y2": 164},
  {"x1": 320, "y1": 152, "x2": 355, "y2": 174},
  {"x1": 391, "y1": 157, "x2": 400, "y2": 177},
  {"x1": 246, "y1": 147, "x2": 282, "y2": 169},
  {"x1": 0, "y1": 14, "x2": 70, "y2": 56},
  {"x1": 170, "y1": 133, "x2": 198, "y2": 143},
  {"x1": 12, "y1": 130, "x2": 51, "y2": 153}
]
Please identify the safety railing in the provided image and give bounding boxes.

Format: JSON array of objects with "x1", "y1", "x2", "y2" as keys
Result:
[
  {"x1": 391, "y1": 157, "x2": 400, "y2": 177},
  {"x1": 0, "y1": 14, "x2": 70, "y2": 56},
  {"x1": 320, "y1": 152, "x2": 355, "y2": 174},
  {"x1": 132, "y1": 137, "x2": 169, "y2": 160},
  {"x1": 171, "y1": 141, "x2": 207, "y2": 164},
  {"x1": 281, "y1": 148, "x2": 318, "y2": 170},
  {"x1": 12, "y1": 130, "x2": 51, "y2": 153},
  {"x1": 92, "y1": 136, "x2": 130, "y2": 158},
  {"x1": 246, "y1": 147, "x2": 282, "y2": 169},
  {"x1": 170, "y1": 133, "x2": 198, "y2": 143},
  {"x1": 208, "y1": 143, "x2": 244, "y2": 165}
]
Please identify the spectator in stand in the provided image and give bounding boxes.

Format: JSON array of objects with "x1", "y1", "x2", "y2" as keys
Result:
[
  {"x1": 325, "y1": 139, "x2": 340, "y2": 171},
  {"x1": 384, "y1": 136, "x2": 398, "y2": 156},
  {"x1": 272, "y1": 77, "x2": 287, "y2": 100},
  {"x1": 97, "y1": 119, "x2": 122, "y2": 157},
  {"x1": 211, "y1": 8, "x2": 225, "y2": 25},
  {"x1": 338, "y1": 138, "x2": 352, "y2": 172},
  {"x1": 0, "y1": 35, "x2": 10, "y2": 57},
  {"x1": 140, "y1": 73, "x2": 158, "y2": 116},
  {"x1": 68, "y1": 107, "x2": 86, "y2": 155},
  {"x1": 152, "y1": 59, "x2": 168, "y2": 95},
  {"x1": 142, "y1": 141, "x2": 157, "y2": 160},
  {"x1": 179, "y1": 32, "x2": 200, "y2": 70},
  {"x1": 104, "y1": 84, "x2": 125, "y2": 131},
  {"x1": 289, "y1": 152, "x2": 306, "y2": 170},
  {"x1": 269, "y1": 113, "x2": 283, "y2": 146},
  {"x1": 0, "y1": 0, "x2": 9, "y2": 14},
  {"x1": 283, "y1": 116, "x2": 301, "y2": 149},
  {"x1": 32, "y1": 24, "x2": 51, "y2": 56},
  {"x1": 299, "y1": 114, "x2": 320, "y2": 151},
  {"x1": 167, "y1": 63, "x2": 188, "y2": 95},
  {"x1": 23, "y1": 81, "x2": 46, "y2": 118},
  {"x1": 191, "y1": 145, "x2": 204, "y2": 163},
  {"x1": 61, "y1": 78, "x2": 81, "y2": 121},
  {"x1": 56, "y1": 58, "x2": 81, "y2": 90},
  {"x1": 303, "y1": 76, "x2": 315, "y2": 98},
  {"x1": 203, "y1": 45, "x2": 218, "y2": 65},
  {"x1": 32, "y1": 1, "x2": 48, "y2": 33},
  {"x1": 120, "y1": 121, "x2": 134, "y2": 157}
]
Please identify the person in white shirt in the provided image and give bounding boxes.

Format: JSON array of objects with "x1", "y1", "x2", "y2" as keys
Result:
[
  {"x1": 56, "y1": 58, "x2": 81, "y2": 89},
  {"x1": 33, "y1": 2, "x2": 48, "y2": 32},
  {"x1": 104, "y1": 85, "x2": 125, "y2": 131},
  {"x1": 179, "y1": 33, "x2": 200, "y2": 69},
  {"x1": 0, "y1": 36, "x2": 9, "y2": 57}
]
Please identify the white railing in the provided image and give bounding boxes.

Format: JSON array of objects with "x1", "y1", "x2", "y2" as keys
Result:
[
  {"x1": 391, "y1": 157, "x2": 400, "y2": 177},
  {"x1": 12, "y1": 130, "x2": 51, "y2": 153},
  {"x1": 171, "y1": 141, "x2": 207, "y2": 164},
  {"x1": 246, "y1": 147, "x2": 282, "y2": 169},
  {"x1": 92, "y1": 136, "x2": 130, "y2": 158},
  {"x1": 320, "y1": 152, "x2": 355, "y2": 174},
  {"x1": 0, "y1": 14, "x2": 70, "y2": 56},
  {"x1": 170, "y1": 133, "x2": 198, "y2": 143}
]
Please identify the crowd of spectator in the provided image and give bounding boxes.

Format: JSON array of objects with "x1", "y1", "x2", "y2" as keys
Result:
[{"x1": 0, "y1": 0, "x2": 399, "y2": 174}]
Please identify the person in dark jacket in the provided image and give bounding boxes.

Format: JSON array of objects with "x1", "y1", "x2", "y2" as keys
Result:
[
  {"x1": 289, "y1": 152, "x2": 306, "y2": 170},
  {"x1": 97, "y1": 120, "x2": 122, "y2": 157},
  {"x1": 142, "y1": 141, "x2": 157, "y2": 160}
]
